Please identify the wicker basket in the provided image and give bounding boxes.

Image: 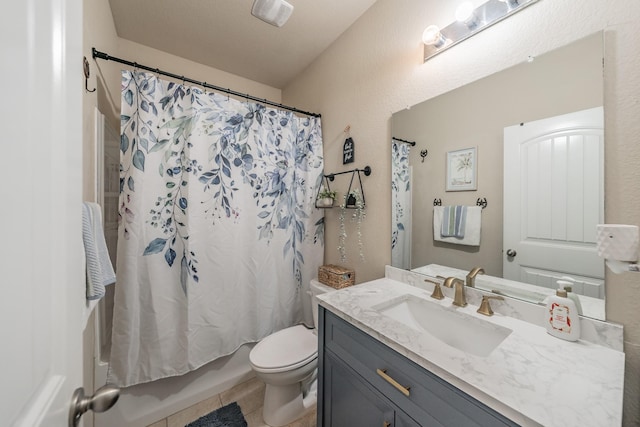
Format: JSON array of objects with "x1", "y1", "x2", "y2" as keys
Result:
[{"x1": 318, "y1": 264, "x2": 355, "y2": 289}]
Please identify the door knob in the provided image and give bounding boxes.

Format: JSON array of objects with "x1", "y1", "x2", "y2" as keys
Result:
[
  {"x1": 506, "y1": 249, "x2": 517, "y2": 257},
  {"x1": 68, "y1": 384, "x2": 120, "y2": 427}
]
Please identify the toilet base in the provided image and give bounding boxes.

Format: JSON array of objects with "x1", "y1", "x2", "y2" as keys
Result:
[{"x1": 262, "y1": 379, "x2": 317, "y2": 426}]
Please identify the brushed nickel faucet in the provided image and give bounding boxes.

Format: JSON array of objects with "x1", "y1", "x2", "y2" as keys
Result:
[
  {"x1": 443, "y1": 277, "x2": 467, "y2": 307},
  {"x1": 466, "y1": 267, "x2": 485, "y2": 288}
]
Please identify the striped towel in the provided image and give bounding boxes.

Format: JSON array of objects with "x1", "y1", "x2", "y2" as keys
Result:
[
  {"x1": 440, "y1": 205, "x2": 467, "y2": 238},
  {"x1": 82, "y1": 202, "x2": 116, "y2": 300}
]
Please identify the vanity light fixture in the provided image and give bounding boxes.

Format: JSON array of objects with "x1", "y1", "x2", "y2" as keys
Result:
[
  {"x1": 423, "y1": 0, "x2": 540, "y2": 62},
  {"x1": 498, "y1": 0, "x2": 520, "y2": 10}
]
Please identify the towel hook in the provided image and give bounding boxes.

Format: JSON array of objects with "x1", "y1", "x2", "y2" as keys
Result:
[
  {"x1": 476, "y1": 197, "x2": 488, "y2": 209},
  {"x1": 420, "y1": 149, "x2": 428, "y2": 163},
  {"x1": 433, "y1": 198, "x2": 442, "y2": 206},
  {"x1": 83, "y1": 57, "x2": 96, "y2": 93}
]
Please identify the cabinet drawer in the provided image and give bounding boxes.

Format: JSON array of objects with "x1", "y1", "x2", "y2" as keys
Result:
[
  {"x1": 322, "y1": 308, "x2": 519, "y2": 427},
  {"x1": 323, "y1": 351, "x2": 397, "y2": 427}
]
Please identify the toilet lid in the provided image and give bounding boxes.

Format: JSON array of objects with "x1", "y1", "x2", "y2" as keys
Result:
[{"x1": 250, "y1": 325, "x2": 317, "y2": 371}]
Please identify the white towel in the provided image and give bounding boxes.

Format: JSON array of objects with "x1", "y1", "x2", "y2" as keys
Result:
[
  {"x1": 433, "y1": 206, "x2": 482, "y2": 246},
  {"x1": 82, "y1": 202, "x2": 116, "y2": 300}
]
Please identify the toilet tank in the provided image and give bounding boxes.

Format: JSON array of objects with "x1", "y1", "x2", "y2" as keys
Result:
[{"x1": 310, "y1": 279, "x2": 335, "y2": 329}]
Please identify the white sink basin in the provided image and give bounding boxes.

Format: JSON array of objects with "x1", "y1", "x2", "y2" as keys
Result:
[{"x1": 373, "y1": 295, "x2": 512, "y2": 357}]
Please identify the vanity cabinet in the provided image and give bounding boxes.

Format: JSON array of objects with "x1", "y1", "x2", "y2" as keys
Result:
[{"x1": 317, "y1": 307, "x2": 519, "y2": 427}]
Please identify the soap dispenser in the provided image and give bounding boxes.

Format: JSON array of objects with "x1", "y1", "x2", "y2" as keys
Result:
[
  {"x1": 545, "y1": 288, "x2": 580, "y2": 341},
  {"x1": 557, "y1": 280, "x2": 583, "y2": 316}
]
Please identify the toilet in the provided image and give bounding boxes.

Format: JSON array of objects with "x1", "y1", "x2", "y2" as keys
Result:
[{"x1": 249, "y1": 279, "x2": 334, "y2": 426}]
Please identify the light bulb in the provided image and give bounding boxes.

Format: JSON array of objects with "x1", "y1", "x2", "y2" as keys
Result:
[
  {"x1": 455, "y1": 2, "x2": 479, "y2": 28},
  {"x1": 422, "y1": 25, "x2": 447, "y2": 48},
  {"x1": 455, "y1": 2, "x2": 475, "y2": 22}
]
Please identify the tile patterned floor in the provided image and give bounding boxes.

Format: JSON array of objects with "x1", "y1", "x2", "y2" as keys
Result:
[{"x1": 146, "y1": 377, "x2": 317, "y2": 427}]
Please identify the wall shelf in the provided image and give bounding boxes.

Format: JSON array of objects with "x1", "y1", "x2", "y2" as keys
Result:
[{"x1": 316, "y1": 166, "x2": 372, "y2": 209}]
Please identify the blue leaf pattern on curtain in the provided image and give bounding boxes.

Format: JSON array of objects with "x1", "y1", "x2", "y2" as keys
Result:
[
  {"x1": 391, "y1": 141, "x2": 411, "y2": 269},
  {"x1": 110, "y1": 71, "x2": 324, "y2": 387}
]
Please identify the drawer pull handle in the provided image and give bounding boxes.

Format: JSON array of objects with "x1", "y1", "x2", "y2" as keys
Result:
[{"x1": 376, "y1": 368, "x2": 411, "y2": 397}]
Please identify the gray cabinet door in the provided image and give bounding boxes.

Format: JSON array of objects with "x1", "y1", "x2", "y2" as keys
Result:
[
  {"x1": 396, "y1": 413, "x2": 421, "y2": 427},
  {"x1": 324, "y1": 351, "x2": 395, "y2": 427}
]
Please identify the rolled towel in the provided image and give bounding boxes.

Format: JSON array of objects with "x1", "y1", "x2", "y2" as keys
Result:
[{"x1": 441, "y1": 205, "x2": 467, "y2": 238}]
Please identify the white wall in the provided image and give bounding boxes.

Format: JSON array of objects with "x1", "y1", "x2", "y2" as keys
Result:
[{"x1": 282, "y1": 0, "x2": 640, "y2": 423}]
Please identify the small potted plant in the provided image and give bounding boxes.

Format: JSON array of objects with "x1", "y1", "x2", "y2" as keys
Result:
[{"x1": 317, "y1": 189, "x2": 337, "y2": 207}]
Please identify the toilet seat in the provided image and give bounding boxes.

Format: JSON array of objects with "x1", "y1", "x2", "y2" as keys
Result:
[{"x1": 250, "y1": 325, "x2": 317, "y2": 373}]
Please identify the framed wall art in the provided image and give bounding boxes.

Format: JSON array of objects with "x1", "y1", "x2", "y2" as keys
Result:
[{"x1": 446, "y1": 147, "x2": 477, "y2": 191}]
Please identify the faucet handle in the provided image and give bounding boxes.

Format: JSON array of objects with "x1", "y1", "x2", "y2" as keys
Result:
[
  {"x1": 477, "y1": 295, "x2": 504, "y2": 316},
  {"x1": 425, "y1": 278, "x2": 444, "y2": 300}
]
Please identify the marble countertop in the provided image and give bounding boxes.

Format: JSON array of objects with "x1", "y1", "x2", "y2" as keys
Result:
[{"x1": 317, "y1": 277, "x2": 624, "y2": 427}]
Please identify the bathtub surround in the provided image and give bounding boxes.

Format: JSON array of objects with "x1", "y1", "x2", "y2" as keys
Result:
[{"x1": 109, "y1": 70, "x2": 325, "y2": 387}]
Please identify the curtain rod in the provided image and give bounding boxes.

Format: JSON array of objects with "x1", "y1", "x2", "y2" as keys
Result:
[
  {"x1": 92, "y1": 48, "x2": 321, "y2": 118},
  {"x1": 392, "y1": 137, "x2": 416, "y2": 146}
]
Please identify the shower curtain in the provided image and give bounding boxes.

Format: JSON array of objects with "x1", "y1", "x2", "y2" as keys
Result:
[
  {"x1": 391, "y1": 141, "x2": 411, "y2": 270},
  {"x1": 109, "y1": 71, "x2": 325, "y2": 387}
]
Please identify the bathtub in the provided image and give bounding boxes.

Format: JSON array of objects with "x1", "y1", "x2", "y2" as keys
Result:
[{"x1": 92, "y1": 290, "x2": 256, "y2": 427}]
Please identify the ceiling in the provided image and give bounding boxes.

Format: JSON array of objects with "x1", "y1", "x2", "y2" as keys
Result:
[{"x1": 108, "y1": 0, "x2": 378, "y2": 89}]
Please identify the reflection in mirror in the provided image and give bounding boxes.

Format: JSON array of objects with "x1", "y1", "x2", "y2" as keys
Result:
[{"x1": 391, "y1": 32, "x2": 605, "y2": 320}]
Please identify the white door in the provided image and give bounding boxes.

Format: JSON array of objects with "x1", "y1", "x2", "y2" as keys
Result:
[
  {"x1": 503, "y1": 107, "x2": 605, "y2": 296},
  {"x1": 1, "y1": 0, "x2": 85, "y2": 426}
]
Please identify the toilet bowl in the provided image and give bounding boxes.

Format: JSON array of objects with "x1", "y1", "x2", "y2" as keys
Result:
[{"x1": 249, "y1": 279, "x2": 334, "y2": 426}]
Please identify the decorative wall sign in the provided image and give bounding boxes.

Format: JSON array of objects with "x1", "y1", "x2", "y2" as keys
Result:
[
  {"x1": 343, "y1": 137, "x2": 355, "y2": 164},
  {"x1": 446, "y1": 147, "x2": 477, "y2": 191}
]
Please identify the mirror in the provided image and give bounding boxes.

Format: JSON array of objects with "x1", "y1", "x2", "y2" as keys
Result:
[{"x1": 391, "y1": 32, "x2": 605, "y2": 319}]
